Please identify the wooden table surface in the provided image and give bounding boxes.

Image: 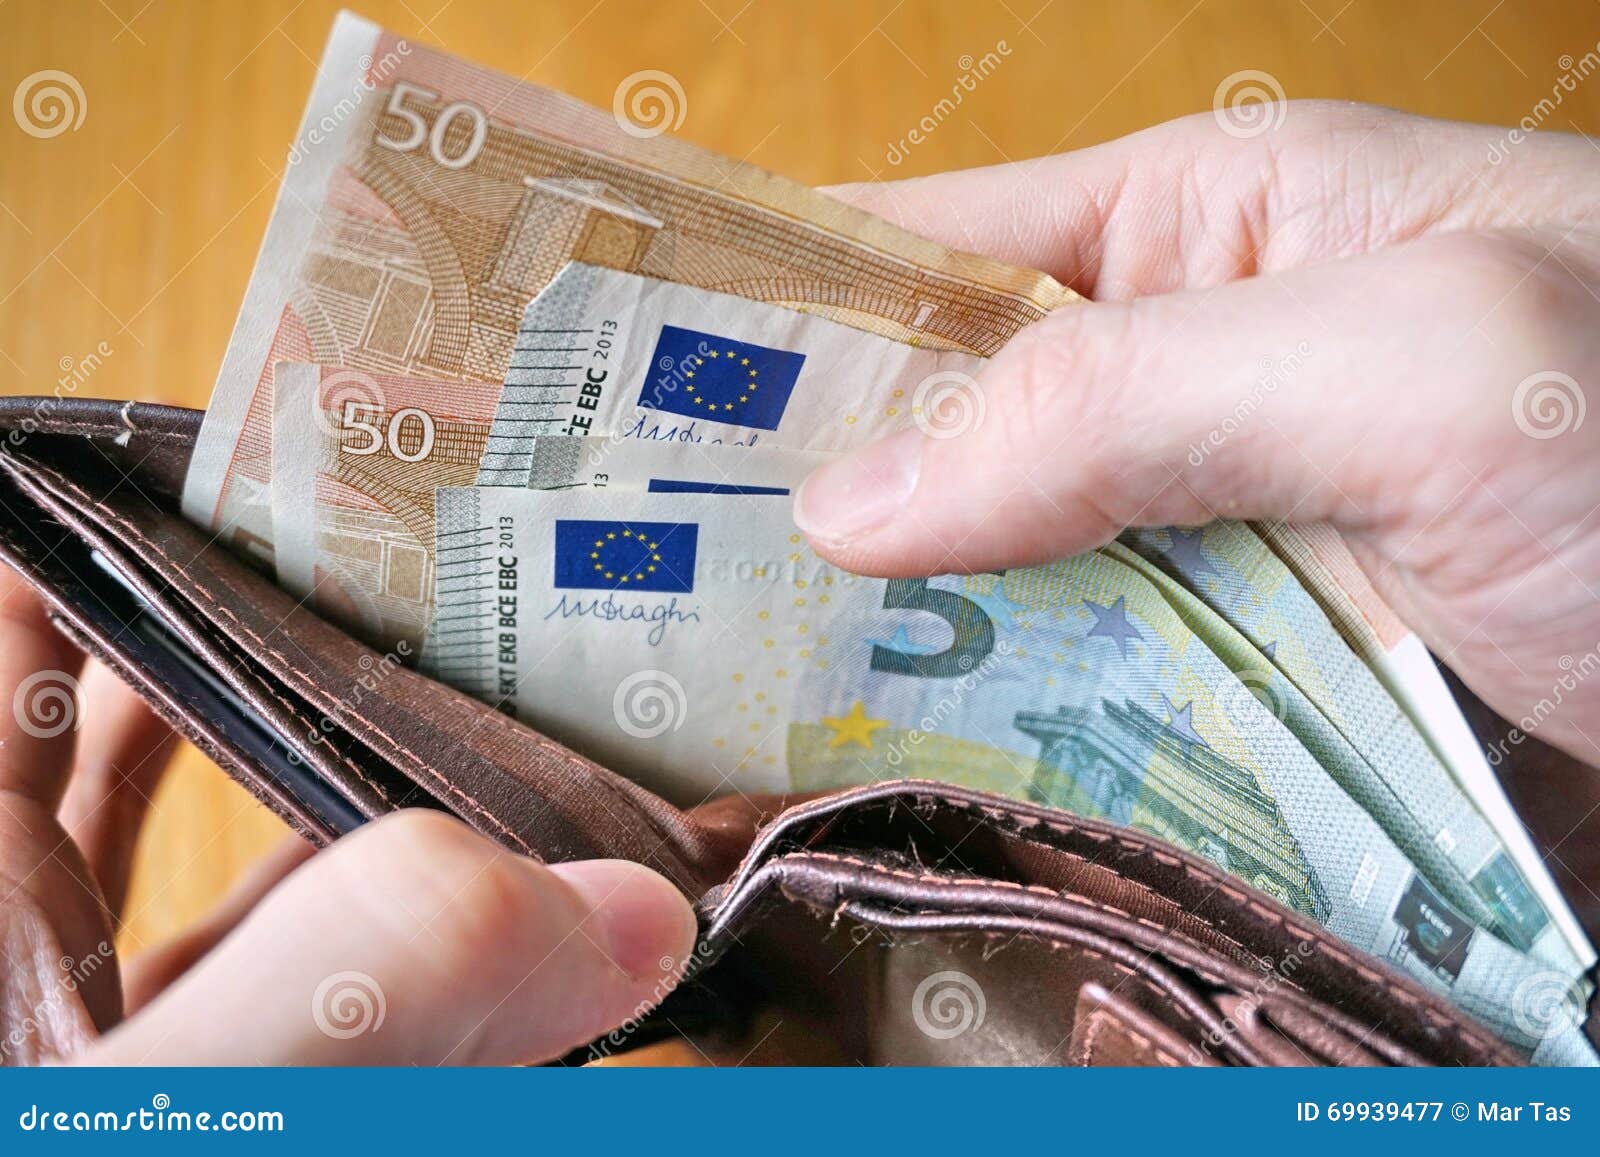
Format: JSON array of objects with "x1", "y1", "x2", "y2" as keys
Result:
[{"x1": 3, "y1": 0, "x2": 1599, "y2": 1053}]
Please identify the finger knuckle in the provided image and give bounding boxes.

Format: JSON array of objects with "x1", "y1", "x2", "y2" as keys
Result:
[
  {"x1": 334, "y1": 810, "x2": 549, "y2": 960},
  {"x1": 1449, "y1": 233, "x2": 1593, "y2": 366}
]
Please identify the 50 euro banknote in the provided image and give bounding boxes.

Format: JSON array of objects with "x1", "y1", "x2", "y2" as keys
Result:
[
  {"x1": 187, "y1": 10, "x2": 1073, "y2": 562},
  {"x1": 420, "y1": 480, "x2": 1594, "y2": 1063},
  {"x1": 268, "y1": 260, "x2": 987, "y2": 650}
]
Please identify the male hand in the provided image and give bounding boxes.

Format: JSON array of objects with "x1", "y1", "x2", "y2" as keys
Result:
[
  {"x1": 799, "y1": 103, "x2": 1600, "y2": 766},
  {"x1": 0, "y1": 569, "x2": 695, "y2": 1065}
]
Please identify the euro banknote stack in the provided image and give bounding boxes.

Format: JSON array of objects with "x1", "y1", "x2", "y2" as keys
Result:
[{"x1": 185, "y1": 12, "x2": 1597, "y2": 1063}]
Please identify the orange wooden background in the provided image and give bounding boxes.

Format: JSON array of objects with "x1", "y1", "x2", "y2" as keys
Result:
[{"x1": 2, "y1": 0, "x2": 1599, "y2": 1015}]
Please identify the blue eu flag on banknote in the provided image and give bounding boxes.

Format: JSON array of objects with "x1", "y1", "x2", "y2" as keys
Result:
[
  {"x1": 553, "y1": 519, "x2": 699, "y2": 593},
  {"x1": 638, "y1": 325, "x2": 805, "y2": 430}
]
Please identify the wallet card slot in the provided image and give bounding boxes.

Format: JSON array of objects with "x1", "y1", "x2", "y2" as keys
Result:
[
  {"x1": 708, "y1": 780, "x2": 1518, "y2": 1065},
  {"x1": 0, "y1": 437, "x2": 728, "y2": 891},
  {"x1": 704, "y1": 849, "x2": 1266, "y2": 1065},
  {"x1": 0, "y1": 455, "x2": 413, "y2": 824}
]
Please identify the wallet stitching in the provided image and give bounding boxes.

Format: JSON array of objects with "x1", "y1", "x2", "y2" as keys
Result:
[
  {"x1": 47, "y1": 612, "x2": 333, "y2": 843},
  {"x1": 10, "y1": 420, "x2": 190, "y2": 441},
  {"x1": 1079, "y1": 1007, "x2": 1185, "y2": 1067},
  {"x1": 798, "y1": 849, "x2": 1241, "y2": 1024},
  {"x1": 798, "y1": 849, "x2": 1185, "y2": 942},
  {"x1": 793, "y1": 877, "x2": 1208, "y2": 1040},
  {"x1": 944, "y1": 801, "x2": 1507, "y2": 1053},
  {"x1": 9, "y1": 459, "x2": 400, "y2": 813},
  {"x1": 27, "y1": 461, "x2": 530, "y2": 853},
  {"x1": 433, "y1": 693, "x2": 700, "y2": 873},
  {"x1": 818, "y1": 896, "x2": 1209, "y2": 1038},
  {"x1": 45, "y1": 454, "x2": 693, "y2": 867},
  {"x1": 51, "y1": 455, "x2": 701, "y2": 875},
  {"x1": 838, "y1": 790, "x2": 1505, "y2": 1056}
]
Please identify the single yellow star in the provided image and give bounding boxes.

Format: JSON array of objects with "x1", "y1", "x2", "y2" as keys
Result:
[{"x1": 822, "y1": 700, "x2": 888, "y2": 750}]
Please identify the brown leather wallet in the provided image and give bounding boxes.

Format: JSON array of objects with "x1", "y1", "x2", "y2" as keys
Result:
[{"x1": 1, "y1": 395, "x2": 1596, "y2": 1067}]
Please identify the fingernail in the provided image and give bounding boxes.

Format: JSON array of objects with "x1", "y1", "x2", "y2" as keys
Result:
[
  {"x1": 793, "y1": 427, "x2": 924, "y2": 544},
  {"x1": 549, "y1": 860, "x2": 697, "y2": 980}
]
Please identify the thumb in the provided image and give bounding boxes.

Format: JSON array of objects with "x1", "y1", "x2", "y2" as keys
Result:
[
  {"x1": 80, "y1": 811, "x2": 698, "y2": 1065},
  {"x1": 793, "y1": 232, "x2": 1531, "y2": 577}
]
